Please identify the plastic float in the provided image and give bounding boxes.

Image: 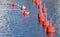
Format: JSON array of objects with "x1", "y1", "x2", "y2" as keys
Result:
[
  {"x1": 42, "y1": 8, "x2": 48, "y2": 14},
  {"x1": 38, "y1": 12, "x2": 45, "y2": 24},
  {"x1": 20, "y1": 5, "x2": 26, "y2": 11},
  {"x1": 12, "y1": 2, "x2": 17, "y2": 8},
  {"x1": 47, "y1": 26, "x2": 56, "y2": 36},
  {"x1": 23, "y1": 10, "x2": 29, "y2": 16},
  {"x1": 43, "y1": 19, "x2": 50, "y2": 31}
]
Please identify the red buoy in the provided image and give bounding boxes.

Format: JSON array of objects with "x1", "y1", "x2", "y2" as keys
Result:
[
  {"x1": 32, "y1": 0, "x2": 39, "y2": 4},
  {"x1": 47, "y1": 26, "x2": 56, "y2": 36},
  {"x1": 35, "y1": 2, "x2": 39, "y2": 6},
  {"x1": 37, "y1": 0, "x2": 42, "y2": 9},
  {"x1": 42, "y1": 8, "x2": 48, "y2": 14},
  {"x1": 38, "y1": 12, "x2": 45, "y2": 24},
  {"x1": 43, "y1": 20, "x2": 50, "y2": 28},
  {"x1": 23, "y1": 10, "x2": 29, "y2": 16},
  {"x1": 12, "y1": 2, "x2": 17, "y2": 8},
  {"x1": 32, "y1": 0, "x2": 42, "y2": 9},
  {"x1": 43, "y1": 20, "x2": 50, "y2": 31},
  {"x1": 37, "y1": 3, "x2": 42, "y2": 9},
  {"x1": 35, "y1": 0, "x2": 39, "y2": 3},
  {"x1": 36, "y1": 0, "x2": 42, "y2": 4},
  {"x1": 20, "y1": 6, "x2": 26, "y2": 11}
]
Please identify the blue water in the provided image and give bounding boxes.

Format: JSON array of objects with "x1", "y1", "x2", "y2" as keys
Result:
[{"x1": 0, "y1": 0, "x2": 59, "y2": 37}]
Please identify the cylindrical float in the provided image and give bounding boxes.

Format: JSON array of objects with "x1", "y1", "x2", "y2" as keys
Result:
[
  {"x1": 47, "y1": 26, "x2": 56, "y2": 36},
  {"x1": 42, "y1": 8, "x2": 48, "y2": 14},
  {"x1": 38, "y1": 12, "x2": 45, "y2": 24},
  {"x1": 43, "y1": 20, "x2": 50, "y2": 29}
]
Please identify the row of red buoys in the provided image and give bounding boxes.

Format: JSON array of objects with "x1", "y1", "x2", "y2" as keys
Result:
[
  {"x1": 32, "y1": 0, "x2": 56, "y2": 37},
  {"x1": 12, "y1": 1, "x2": 56, "y2": 37},
  {"x1": 20, "y1": 6, "x2": 29, "y2": 16},
  {"x1": 12, "y1": 2, "x2": 29, "y2": 17}
]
